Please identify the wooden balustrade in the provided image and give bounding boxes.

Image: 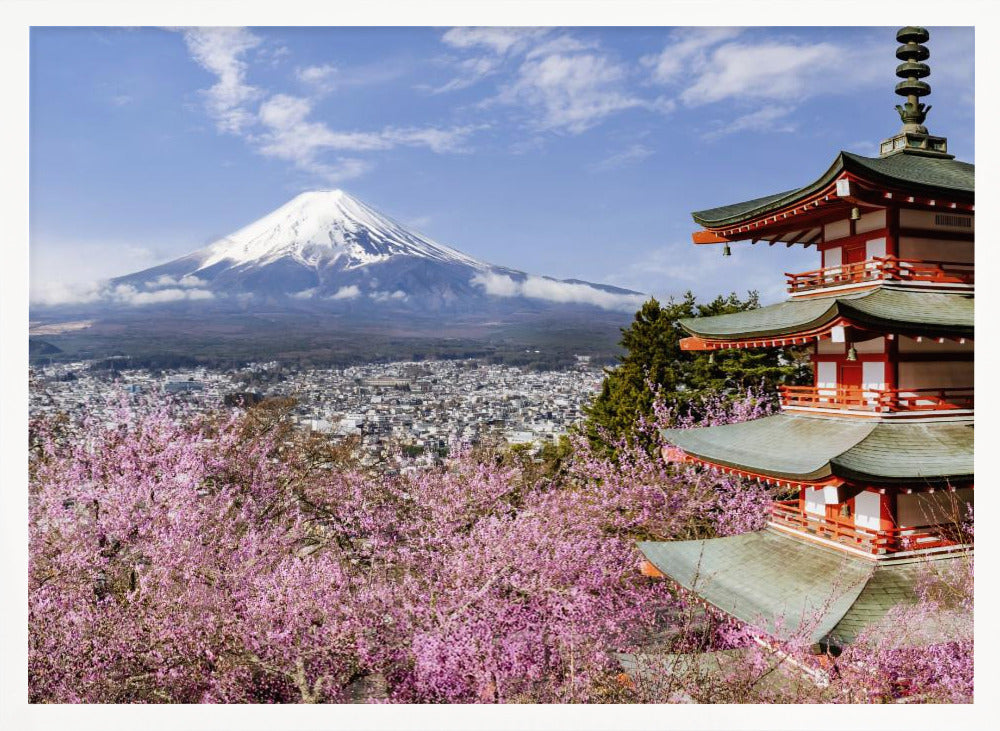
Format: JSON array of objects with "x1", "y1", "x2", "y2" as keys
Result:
[
  {"x1": 780, "y1": 385, "x2": 973, "y2": 413},
  {"x1": 769, "y1": 500, "x2": 958, "y2": 555},
  {"x1": 786, "y1": 256, "x2": 974, "y2": 293}
]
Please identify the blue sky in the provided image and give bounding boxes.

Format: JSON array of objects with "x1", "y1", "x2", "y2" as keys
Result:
[{"x1": 29, "y1": 26, "x2": 974, "y2": 307}]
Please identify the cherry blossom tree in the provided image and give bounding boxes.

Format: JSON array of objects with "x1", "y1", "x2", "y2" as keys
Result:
[{"x1": 28, "y1": 388, "x2": 971, "y2": 704}]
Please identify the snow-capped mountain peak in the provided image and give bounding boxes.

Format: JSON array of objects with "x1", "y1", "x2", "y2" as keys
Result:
[
  {"x1": 196, "y1": 189, "x2": 487, "y2": 272},
  {"x1": 107, "y1": 189, "x2": 645, "y2": 312}
]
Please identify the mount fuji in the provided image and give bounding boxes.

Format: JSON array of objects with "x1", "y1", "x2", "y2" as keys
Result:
[
  {"x1": 107, "y1": 190, "x2": 645, "y2": 313},
  {"x1": 32, "y1": 191, "x2": 647, "y2": 363}
]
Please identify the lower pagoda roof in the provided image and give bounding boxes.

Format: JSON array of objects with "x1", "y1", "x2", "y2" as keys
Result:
[
  {"x1": 637, "y1": 530, "x2": 971, "y2": 649},
  {"x1": 661, "y1": 413, "x2": 973, "y2": 486},
  {"x1": 678, "y1": 286, "x2": 973, "y2": 344}
]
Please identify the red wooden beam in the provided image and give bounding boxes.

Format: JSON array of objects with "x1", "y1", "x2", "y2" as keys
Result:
[
  {"x1": 692, "y1": 230, "x2": 731, "y2": 244},
  {"x1": 680, "y1": 335, "x2": 712, "y2": 351}
]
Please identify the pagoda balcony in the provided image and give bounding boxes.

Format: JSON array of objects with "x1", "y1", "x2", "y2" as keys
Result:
[
  {"x1": 769, "y1": 500, "x2": 963, "y2": 556},
  {"x1": 779, "y1": 385, "x2": 973, "y2": 414},
  {"x1": 785, "y1": 256, "x2": 974, "y2": 294}
]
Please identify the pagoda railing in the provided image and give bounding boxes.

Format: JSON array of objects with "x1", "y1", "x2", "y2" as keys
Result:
[
  {"x1": 786, "y1": 256, "x2": 974, "y2": 293},
  {"x1": 769, "y1": 500, "x2": 961, "y2": 555},
  {"x1": 780, "y1": 385, "x2": 973, "y2": 413}
]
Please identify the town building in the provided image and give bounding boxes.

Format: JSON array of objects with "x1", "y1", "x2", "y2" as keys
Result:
[{"x1": 638, "y1": 27, "x2": 973, "y2": 652}]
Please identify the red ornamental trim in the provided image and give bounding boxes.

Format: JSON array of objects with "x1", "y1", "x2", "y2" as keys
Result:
[
  {"x1": 664, "y1": 448, "x2": 845, "y2": 491},
  {"x1": 679, "y1": 317, "x2": 856, "y2": 351}
]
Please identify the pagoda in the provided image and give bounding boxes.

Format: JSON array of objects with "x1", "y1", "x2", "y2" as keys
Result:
[{"x1": 637, "y1": 27, "x2": 973, "y2": 652}]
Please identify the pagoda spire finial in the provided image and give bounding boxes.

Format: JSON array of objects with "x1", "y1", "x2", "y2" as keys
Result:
[
  {"x1": 894, "y1": 26, "x2": 932, "y2": 133},
  {"x1": 880, "y1": 26, "x2": 952, "y2": 158}
]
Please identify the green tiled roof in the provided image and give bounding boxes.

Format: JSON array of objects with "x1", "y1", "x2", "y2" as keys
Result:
[
  {"x1": 845, "y1": 152, "x2": 974, "y2": 196},
  {"x1": 638, "y1": 530, "x2": 971, "y2": 648},
  {"x1": 678, "y1": 286, "x2": 974, "y2": 341},
  {"x1": 661, "y1": 413, "x2": 973, "y2": 485},
  {"x1": 692, "y1": 151, "x2": 975, "y2": 228},
  {"x1": 832, "y1": 419, "x2": 975, "y2": 483}
]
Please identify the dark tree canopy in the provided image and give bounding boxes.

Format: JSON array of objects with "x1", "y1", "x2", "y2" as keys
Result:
[{"x1": 583, "y1": 292, "x2": 810, "y2": 449}]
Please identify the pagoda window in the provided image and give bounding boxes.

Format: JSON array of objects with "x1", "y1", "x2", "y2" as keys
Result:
[
  {"x1": 862, "y1": 361, "x2": 886, "y2": 391},
  {"x1": 865, "y1": 236, "x2": 887, "y2": 260},
  {"x1": 816, "y1": 361, "x2": 837, "y2": 393},
  {"x1": 900, "y1": 208, "x2": 975, "y2": 234},
  {"x1": 898, "y1": 235, "x2": 974, "y2": 263},
  {"x1": 821, "y1": 245, "x2": 842, "y2": 271},
  {"x1": 824, "y1": 219, "x2": 851, "y2": 240},
  {"x1": 855, "y1": 336, "x2": 886, "y2": 354},
  {"x1": 897, "y1": 488, "x2": 973, "y2": 529},
  {"x1": 854, "y1": 491, "x2": 883, "y2": 532},
  {"x1": 898, "y1": 361, "x2": 973, "y2": 390},
  {"x1": 856, "y1": 209, "x2": 887, "y2": 234},
  {"x1": 804, "y1": 486, "x2": 826, "y2": 517}
]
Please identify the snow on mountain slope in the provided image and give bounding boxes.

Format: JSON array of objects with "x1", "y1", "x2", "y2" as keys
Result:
[{"x1": 196, "y1": 190, "x2": 488, "y2": 272}]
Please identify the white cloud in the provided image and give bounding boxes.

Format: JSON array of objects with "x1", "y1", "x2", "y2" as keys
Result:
[
  {"x1": 291, "y1": 287, "x2": 318, "y2": 299},
  {"x1": 433, "y1": 27, "x2": 552, "y2": 93},
  {"x1": 701, "y1": 105, "x2": 797, "y2": 140},
  {"x1": 588, "y1": 144, "x2": 654, "y2": 171},
  {"x1": 182, "y1": 27, "x2": 263, "y2": 134},
  {"x1": 148, "y1": 274, "x2": 208, "y2": 289},
  {"x1": 431, "y1": 56, "x2": 504, "y2": 93},
  {"x1": 498, "y1": 52, "x2": 651, "y2": 134},
  {"x1": 639, "y1": 28, "x2": 931, "y2": 138},
  {"x1": 30, "y1": 236, "x2": 189, "y2": 303},
  {"x1": 679, "y1": 40, "x2": 839, "y2": 106},
  {"x1": 329, "y1": 285, "x2": 361, "y2": 300},
  {"x1": 524, "y1": 35, "x2": 599, "y2": 60},
  {"x1": 641, "y1": 28, "x2": 743, "y2": 85},
  {"x1": 369, "y1": 290, "x2": 408, "y2": 302},
  {"x1": 471, "y1": 272, "x2": 645, "y2": 312},
  {"x1": 253, "y1": 93, "x2": 476, "y2": 181},
  {"x1": 380, "y1": 125, "x2": 476, "y2": 154},
  {"x1": 107, "y1": 284, "x2": 215, "y2": 305},
  {"x1": 256, "y1": 43, "x2": 291, "y2": 67},
  {"x1": 438, "y1": 29, "x2": 673, "y2": 132},
  {"x1": 258, "y1": 93, "x2": 314, "y2": 130},
  {"x1": 31, "y1": 279, "x2": 216, "y2": 307},
  {"x1": 177, "y1": 28, "x2": 480, "y2": 185},
  {"x1": 441, "y1": 27, "x2": 546, "y2": 56},
  {"x1": 30, "y1": 281, "x2": 104, "y2": 306},
  {"x1": 295, "y1": 63, "x2": 338, "y2": 92}
]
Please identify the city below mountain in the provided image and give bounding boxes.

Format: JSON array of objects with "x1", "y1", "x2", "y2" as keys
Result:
[{"x1": 31, "y1": 191, "x2": 647, "y2": 365}]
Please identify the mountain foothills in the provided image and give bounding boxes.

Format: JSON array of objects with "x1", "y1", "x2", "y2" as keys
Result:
[{"x1": 31, "y1": 191, "x2": 647, "y2": 365}]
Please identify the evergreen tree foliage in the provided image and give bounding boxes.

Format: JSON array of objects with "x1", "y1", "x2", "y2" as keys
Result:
[{"x1": 583, "y1": 292, "x2": 810, "y2": 449}]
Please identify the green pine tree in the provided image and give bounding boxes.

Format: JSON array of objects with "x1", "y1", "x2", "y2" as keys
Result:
[{"x1": 583, "y1": 292, "x2": 809, "y2": 452}]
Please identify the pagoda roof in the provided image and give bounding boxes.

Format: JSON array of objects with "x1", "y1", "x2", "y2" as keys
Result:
[
  {"x1": 692, "y1": 151, "x2": 974, "y2": 229},
  {"x1": 678, "y1": 286, "x2": 973, "y2": 343},
  {"x1": 637, "y1": 530, "x2": 971, "y2": 648},
  {"x1": 660, "y1": 413, "x2": 973, "y2": 485}
]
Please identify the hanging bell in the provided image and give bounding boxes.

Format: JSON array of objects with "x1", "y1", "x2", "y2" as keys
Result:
[
  {"x1": 722, "y1": 243, "x2": 732, "y2": 257},
  {"x1": 846, "y1": 345, "x2": 858, "y2": 361}
]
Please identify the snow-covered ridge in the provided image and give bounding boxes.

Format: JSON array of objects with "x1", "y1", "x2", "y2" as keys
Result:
[{"x1": 196, "y1": 189, "x2": 488, "y2": 272}]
